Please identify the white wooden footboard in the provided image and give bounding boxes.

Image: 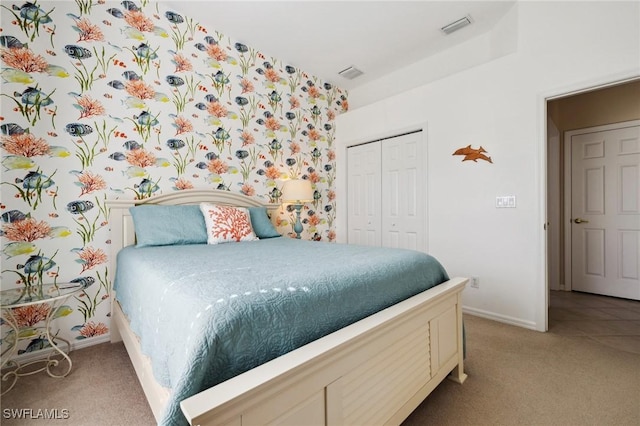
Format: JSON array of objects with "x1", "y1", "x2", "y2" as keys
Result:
[{"x1": 181, "y1": 277, "x2": 467, "y2": 426}]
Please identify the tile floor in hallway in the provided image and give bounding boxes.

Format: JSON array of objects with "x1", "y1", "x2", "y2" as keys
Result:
[{"x1": 548, "y1": 290, "x2": 640, "y2": 354}]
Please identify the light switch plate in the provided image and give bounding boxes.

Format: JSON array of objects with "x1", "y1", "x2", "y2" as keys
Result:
[{"x1": 496, "y1": 195, "x2": 516, "y2": 208}]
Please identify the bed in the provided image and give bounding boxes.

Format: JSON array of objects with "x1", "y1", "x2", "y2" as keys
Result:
[{"x1": 107, "y1": 189, "x2": 467, "y2": 426}]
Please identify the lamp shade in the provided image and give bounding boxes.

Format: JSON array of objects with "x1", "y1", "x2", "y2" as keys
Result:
[{"x1": 281, "y1": 179, "x2": 314, "y2": 203}]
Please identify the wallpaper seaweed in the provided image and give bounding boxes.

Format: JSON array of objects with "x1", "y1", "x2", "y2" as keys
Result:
[{"x1": 0, "y1": 0, "x2": 347, "y2": 358}]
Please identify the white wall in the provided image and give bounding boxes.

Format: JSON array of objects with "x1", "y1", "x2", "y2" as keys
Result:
[{"x1": 336, "y1": 1, "x2": 640, "y2": 331}]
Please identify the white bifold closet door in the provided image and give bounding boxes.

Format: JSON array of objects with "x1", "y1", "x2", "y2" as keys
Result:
[
  {"x1": 347, "y1": 131, "x2": 426, "y2": 252},
  {"x1": 347, "y1": 141, "x2": 382, "y2": 246},
  {"x1": 381, "y1": 132, "x2": 426, "y2": 251}
]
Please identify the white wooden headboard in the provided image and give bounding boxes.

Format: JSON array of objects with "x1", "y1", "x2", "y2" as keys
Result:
[
  {"x1": 106, "y1": 189, "x2": 279, "y2": 300},
  {"x1": 107, "y1": 189, "x2": 279, "y2": 250}
]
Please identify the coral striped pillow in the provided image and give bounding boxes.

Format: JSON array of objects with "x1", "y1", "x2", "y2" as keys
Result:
[{"x1": 199, "y1": 203, "x2": 258, "y2": 244}]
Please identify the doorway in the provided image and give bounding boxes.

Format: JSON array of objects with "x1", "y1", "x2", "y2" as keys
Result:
[{"x1": 546, "y1": 79, "x2": 640, "y2": 326}]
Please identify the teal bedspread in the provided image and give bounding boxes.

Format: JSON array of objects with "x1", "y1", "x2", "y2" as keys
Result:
[{"x1": 114, "y1": 238, "x2": 449, "y2": 426}]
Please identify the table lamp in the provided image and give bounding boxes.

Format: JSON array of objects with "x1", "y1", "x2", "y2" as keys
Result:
[{"x1": 281, "y1": 179, "x2": 314, "y2": 239}]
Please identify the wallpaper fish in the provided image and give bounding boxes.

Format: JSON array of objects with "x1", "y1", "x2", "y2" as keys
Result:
[{"x1": 0, "y1": 0, "x2": 347, "y2": 357}]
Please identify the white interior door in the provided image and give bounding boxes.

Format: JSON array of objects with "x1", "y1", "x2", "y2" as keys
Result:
[
  {"x1": 570, "y1": 122, "x2": 640, "y2": 300},
  {"x1": 347, "y1": 142, "x2": 381, "y2": 246},
  {"x1": 381, "y1": 131, "x2": 426, "y2": 252}
]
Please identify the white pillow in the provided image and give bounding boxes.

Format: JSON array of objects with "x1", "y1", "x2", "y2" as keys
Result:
[{"x1": 199, "y1": 203, "x2": 258, "y2": 244}]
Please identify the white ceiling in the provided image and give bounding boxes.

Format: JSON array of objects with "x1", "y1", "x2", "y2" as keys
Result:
[{"x1": 163, "y1": 1, "x2": 516, "y2": 91}]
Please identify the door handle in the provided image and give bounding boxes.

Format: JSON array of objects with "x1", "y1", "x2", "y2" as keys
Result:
[{"x1": 573, "y1": 218, "x2": 589, "y2": 224}]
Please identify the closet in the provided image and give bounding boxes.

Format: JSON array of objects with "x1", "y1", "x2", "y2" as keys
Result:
[{"x1": 347, "y1": 131, "x2": 427, "y2": 252}]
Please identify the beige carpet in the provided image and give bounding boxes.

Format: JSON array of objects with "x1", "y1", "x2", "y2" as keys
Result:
[
  {"x1": 404, "y1": 315, "x2": 640, "y2": 426},
  {"x1": 2, "y1": 315, "x2": 639, "y2": 425},
  {"x1": 1, "y1": 342, "x2": 155, "y2": 425}
]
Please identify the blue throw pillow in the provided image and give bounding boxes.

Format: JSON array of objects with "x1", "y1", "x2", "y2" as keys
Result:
[
  {"x1": 248, "y1": 207, "x2": 281, "y2": 239},
  {"x1": 129, "y1": 205, "x2": 207, "y2": 247}
]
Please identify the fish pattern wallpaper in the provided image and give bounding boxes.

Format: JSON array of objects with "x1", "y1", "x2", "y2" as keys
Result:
[{"x1": 0, "y1": 0, "x2": 347, "y2": 358}]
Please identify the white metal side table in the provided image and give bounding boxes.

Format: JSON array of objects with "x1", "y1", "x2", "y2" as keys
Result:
[{"x1": 0, "y1": 281, "x2": 92, "y2": 394}]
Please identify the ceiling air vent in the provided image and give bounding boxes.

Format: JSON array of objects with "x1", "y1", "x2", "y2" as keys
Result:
[
  {"x1": 441, "y1": 15, "x2": 472, "y2": 35},
  {"x1": 338, "y1": 66, "x2": 364, "y2": 80}
]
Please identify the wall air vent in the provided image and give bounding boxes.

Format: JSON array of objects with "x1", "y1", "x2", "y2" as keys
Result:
[
  {"x1": 441, "y1": 15, "x2": 472, "y2": 35},
  {"x1": 338, "y1": 66, "x2": 364, "y2": 80}
]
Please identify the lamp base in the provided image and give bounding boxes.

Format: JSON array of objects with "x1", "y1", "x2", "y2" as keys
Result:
[{"x1": 292, "y1": 204, "x2": 303, "y2": 239}]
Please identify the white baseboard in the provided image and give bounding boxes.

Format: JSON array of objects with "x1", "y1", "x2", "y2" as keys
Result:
[
  {"x1": 463, "y1": 306, "x2": 538, "y2": 331},
  {"x1": 5, "y1": 334, "x2": 111, "y2": 365}
]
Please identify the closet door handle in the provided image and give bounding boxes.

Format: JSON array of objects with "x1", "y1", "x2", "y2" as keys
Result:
[{"x1": 573, "y1": 218, "x2": 589, "y2": 224}]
